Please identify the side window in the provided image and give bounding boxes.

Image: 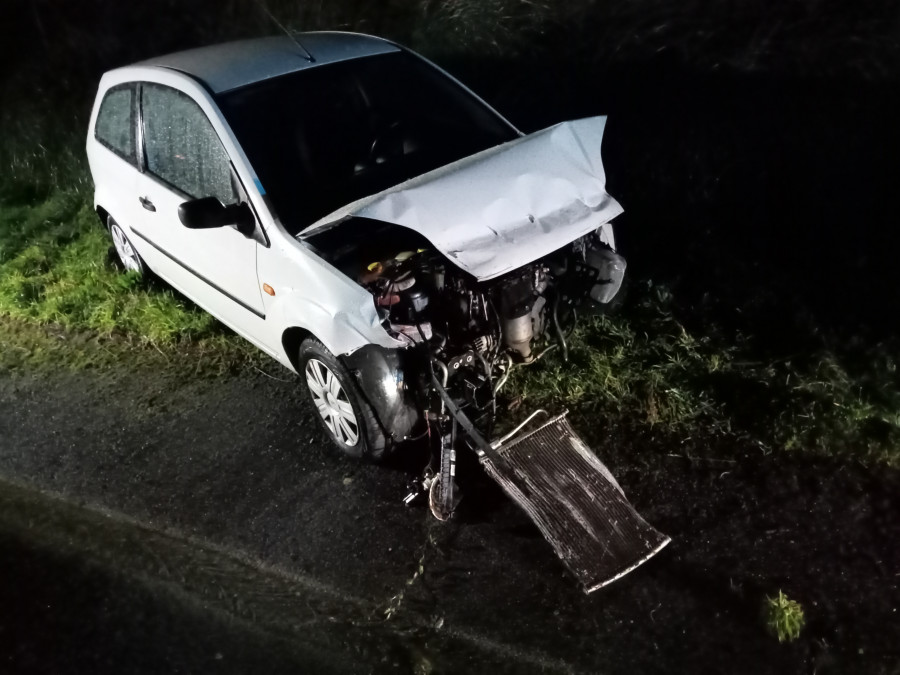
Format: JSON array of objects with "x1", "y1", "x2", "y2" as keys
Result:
[
  {"x1": 140, "y1": 83, "x2": 237, "y2": 205},
  {"x1": 95, "y1": 85, "x2": 136, "y2": 162}
]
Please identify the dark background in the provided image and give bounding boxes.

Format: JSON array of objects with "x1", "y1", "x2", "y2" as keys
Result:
[
  {"x1": 1, "y1": 2, "x2": 899, "y2": 672},
  {"x1": 3, "y1": 0, "x2": 899, "y2": 352}
]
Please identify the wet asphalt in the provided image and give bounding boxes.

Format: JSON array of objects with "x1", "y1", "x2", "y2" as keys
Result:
[{"x1": 0, "y1": 361, "x2": 896, "y2": 673}]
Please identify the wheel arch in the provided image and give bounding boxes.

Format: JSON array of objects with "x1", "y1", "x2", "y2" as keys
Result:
[
  {"x1": 289, "y1": 328, "x2": 420, "y2": 446},
  {"x1": 267, "y1": 286, "x2": 402, "y2": 370},
  {"x1": 281, "y1": 326, "x2": 313, "y2": 374},
  {"x1": 96, "y1": 205, "x2": 110, "y2": 230}
]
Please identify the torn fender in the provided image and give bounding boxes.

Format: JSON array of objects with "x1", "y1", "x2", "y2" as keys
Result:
[
  {"x1": 299, "y1": 117, "x2": 623, "y2": 281},
  {"x1": 260, "y1": 237, "x2": 404, "y2": 362},
  {"x1": 342, "y1": 344, "x2": 419, "y2": 443}
]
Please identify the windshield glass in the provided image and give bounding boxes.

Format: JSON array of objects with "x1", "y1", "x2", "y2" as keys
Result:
[{"x1": 216, "y1": 51, "x2": 517, "y2": 234}]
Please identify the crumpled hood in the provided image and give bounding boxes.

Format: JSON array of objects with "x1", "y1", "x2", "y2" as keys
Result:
[{"x1": 298, "y1": 116, "x2": 623, "y2": 281}]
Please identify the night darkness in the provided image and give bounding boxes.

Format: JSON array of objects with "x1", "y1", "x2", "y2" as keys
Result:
[{"x1": 1, "y1": 1, "x2": 898, "y2": 673}]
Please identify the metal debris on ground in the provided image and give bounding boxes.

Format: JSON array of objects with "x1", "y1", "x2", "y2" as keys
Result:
[{"x1": 482, "y1": 412, "x2": 670, "y2": 593}]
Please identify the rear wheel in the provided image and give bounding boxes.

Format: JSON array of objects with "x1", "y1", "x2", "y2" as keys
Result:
[
  {"x1": 298, "y1": 338, "x2": 389, "y2": 461},
  {"x1": 108, "y1": 216, "x2": 146, "y2": 277}
]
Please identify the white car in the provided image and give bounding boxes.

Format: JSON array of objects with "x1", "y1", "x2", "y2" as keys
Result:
[
  {"x1": 87, "y1": 30, "x2": 625, "y2": 459},
  {"x1": 87, "y1": 32, "x2": 669, "y2": 592}
]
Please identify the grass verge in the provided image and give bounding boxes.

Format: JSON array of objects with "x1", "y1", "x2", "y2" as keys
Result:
[
  {"x1": 1, "y1": 190, "x2": 229, "y2": 345},
  {"x1": 0, "y1": 190, "x2": 262, "y2": 375},
  {"x1": 1, "y1": 192, "x2": 897, "y2": 466},
  {"x1": 512, "y1": 282, "x2": 900, "y2": 467}
]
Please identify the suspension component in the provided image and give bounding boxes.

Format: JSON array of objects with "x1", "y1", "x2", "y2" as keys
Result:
[{"x1": 429, "y1": 420, "x2": 458, "y2": 521}]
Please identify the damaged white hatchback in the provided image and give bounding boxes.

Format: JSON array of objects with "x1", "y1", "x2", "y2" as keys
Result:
[{"x1": 87, "y1": 32, "x2": 667, "y2": 592}]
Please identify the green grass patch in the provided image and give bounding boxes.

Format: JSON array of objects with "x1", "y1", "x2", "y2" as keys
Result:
[
  {"x1": 0, "y1": 190, "x2": 251, "y2": 356},
  {"x1": 511, "y1": 303, "x2": 727, "y2": 431},
  {"x1": 0, "y1": 314, "x2": 261, "y2": 377},
  {"x1": 763, "y1": 590, "x2": 806, "y2": 643},
  {"x1": 513, "y1": 282, "x2": 900, "y2": 467}
]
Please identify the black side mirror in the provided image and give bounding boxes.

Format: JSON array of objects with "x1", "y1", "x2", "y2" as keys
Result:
[{"x1": 178, "y1": 197, "x2": 255, "y2": 237}]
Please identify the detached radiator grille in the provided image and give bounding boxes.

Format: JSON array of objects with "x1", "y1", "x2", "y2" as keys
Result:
[{"x1": 483, "y1": 414, "x2": 670, "y2": 592}]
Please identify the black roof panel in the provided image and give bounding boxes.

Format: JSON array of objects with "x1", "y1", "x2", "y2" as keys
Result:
[{"x1": 133, "y1": 32, "x2": 400, "y2": 93}]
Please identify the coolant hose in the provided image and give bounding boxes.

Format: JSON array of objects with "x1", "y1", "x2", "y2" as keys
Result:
[{"x1": 552, "y1": 296, "x2": 569, "y2": 363}]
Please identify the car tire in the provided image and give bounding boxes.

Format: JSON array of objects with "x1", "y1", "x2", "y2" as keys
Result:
[
  {"x1": 298, "y1": 337, "x2": 389, "y2": 462},
  {"x1": 107, "y1": 215, "x2": 147, "y2": 277}
]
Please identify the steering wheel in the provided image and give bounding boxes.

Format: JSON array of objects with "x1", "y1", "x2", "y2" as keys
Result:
[{"x1": 369, "y1": 121, "x2": 405, "y2": 165}]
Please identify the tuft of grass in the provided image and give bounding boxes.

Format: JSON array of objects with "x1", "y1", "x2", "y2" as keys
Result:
[{"x1": 763, "y1": 590, "x2": 805, "y2": 643}]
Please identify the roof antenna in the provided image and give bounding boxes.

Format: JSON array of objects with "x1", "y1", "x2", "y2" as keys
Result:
[{"x1": 254, "y1": 0, "x2": 315, "y2": 62}]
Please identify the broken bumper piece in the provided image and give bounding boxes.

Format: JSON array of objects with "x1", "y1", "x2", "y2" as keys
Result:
[{"x1": 482, "y1": 413, "x2": 670, "y2": 593}]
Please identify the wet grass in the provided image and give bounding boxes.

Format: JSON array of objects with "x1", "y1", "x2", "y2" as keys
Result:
[
  {"x1": 511, "y1": 284, "x2": 900, "y2": 467},
  {"x1": 0, "y1": 185, "x2": 259, "y2": 376},
  {"x1": 0, "y1": 190, "x2": 229, "y2": 345},
  {"x1": 0, "y1": 314, "x2": 262, "y2": 377},
  {"x1": 763, "y1": 591, "x2": 806, "y2": 644},
  {"x1": 0, "y1": 65, "x2": 236, "y2": 354}
]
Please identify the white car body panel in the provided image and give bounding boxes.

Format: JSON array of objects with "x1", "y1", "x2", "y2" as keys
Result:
[
  {"x1": 300, "y1": 117, "x2": 623, "y2": 281},
  {"x1": 87, "y1": 65, "x2": 401, "y2": 365},
  {"x1": 258, "y1": 238, "x2": 403, "y2": 358},
  {"x1": 86, "y1": 38, "x2": 621, "y2": 369}
]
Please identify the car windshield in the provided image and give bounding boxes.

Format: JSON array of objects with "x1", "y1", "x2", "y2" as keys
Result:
[{"x1": 216, "y1": 51, "x2": 518, "y2": 234}]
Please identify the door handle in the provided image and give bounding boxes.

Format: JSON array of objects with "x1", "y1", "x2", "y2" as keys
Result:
[{"x1": 139, "y1": 196, "x2": 156, "y2": 212}]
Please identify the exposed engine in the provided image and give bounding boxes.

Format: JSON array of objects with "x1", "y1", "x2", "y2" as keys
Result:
[
  {"x1": 282, "y1": 105, "x2": 667, "y2": 587},
  {"x1": 306, "y1": 219, "x2": 626, "y2": 520},
  {"x1": 359, "y1": 230, "x2": 626, "y2": 372}
]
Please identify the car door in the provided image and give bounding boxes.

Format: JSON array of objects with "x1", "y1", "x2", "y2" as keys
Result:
[
  {"x1": 130, "y1": 81, "x2": 267, "y2": 335},
  {"x1": 89, "y1": 83, "x2": 146, "y2": 242}
]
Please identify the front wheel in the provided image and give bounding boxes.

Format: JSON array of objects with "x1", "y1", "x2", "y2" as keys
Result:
[{"x1": 298, "y1": 338, "x2": 389, "y2": 461}]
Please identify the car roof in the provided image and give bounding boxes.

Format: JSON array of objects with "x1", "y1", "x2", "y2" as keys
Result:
[{"x1": 132, "y1": 32, "x2": 401, "y2": 94}]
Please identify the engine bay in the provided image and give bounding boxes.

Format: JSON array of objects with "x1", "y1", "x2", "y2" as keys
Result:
[
  {"x1": 306, "y1": 217, "x2": 626, "y2": 479},
  {"x1": 367, "y1": 227, "x2": 626, "y2": 362},
  {"x1": 307, "y1": 217, "x2": 625, "y2": 370},
  {"x1": 303, "y1": 216, "x2": 674, "y2": 593}
]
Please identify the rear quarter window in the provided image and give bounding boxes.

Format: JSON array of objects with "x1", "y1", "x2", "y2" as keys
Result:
[{"x1": 95, "y1": 85, "x2": 136, "y2": 163}]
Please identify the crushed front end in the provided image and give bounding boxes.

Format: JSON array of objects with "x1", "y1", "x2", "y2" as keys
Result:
[{"x1": 303, "y1": 116, "x2": 668, "y2": 592}]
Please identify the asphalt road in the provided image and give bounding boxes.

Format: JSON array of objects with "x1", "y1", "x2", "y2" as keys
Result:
[{"x1": 0, "y1": 359, "x2": 896, "y2": 673}]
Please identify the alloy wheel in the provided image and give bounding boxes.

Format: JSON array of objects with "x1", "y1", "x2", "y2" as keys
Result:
[
  {"x1": 111, "y1": 223, "x2": 141, "y2": 273},
  {"x1": 305, "y1": 358, "x2": 360, "y2": 446}
]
